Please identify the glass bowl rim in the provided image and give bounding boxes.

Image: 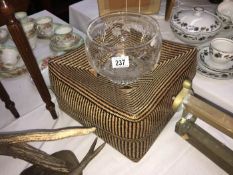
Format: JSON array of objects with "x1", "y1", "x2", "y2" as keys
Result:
[{"x1": 86, "y1": 11, "x2": 161, "y2": 51}]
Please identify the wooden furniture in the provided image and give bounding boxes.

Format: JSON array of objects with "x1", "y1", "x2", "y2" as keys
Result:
[
  {"x1": 165, "y1": 0, "x2": 175, "y2": 21},
  {"x1": 0, "y1": 0, "x2": 30, "y2": 26},
  {"x1": 0, "y1": 81, "x2": 19, "y2": 118},
  {"x1": 0, "y1": 0, "x2": 58, "y2": 119}
]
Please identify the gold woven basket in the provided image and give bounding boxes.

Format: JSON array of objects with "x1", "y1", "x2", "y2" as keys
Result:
[{"x1": 49, "y1": 40, "x2": 197, "y2": 161}]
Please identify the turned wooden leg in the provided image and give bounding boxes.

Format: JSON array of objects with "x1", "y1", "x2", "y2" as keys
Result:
[
  {"x1": 0, "y1": 81, "x2": 20, "y2": 118},
  {"x1": 0, "y1": 0, "x2": 57, "y2": 119}
]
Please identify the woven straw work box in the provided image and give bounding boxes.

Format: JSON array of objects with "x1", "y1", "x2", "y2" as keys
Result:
[{"x1": 49, "y1": 40, "x2": 197, "y2": 162}]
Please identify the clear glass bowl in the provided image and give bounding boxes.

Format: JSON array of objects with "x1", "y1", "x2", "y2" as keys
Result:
[{"x1": 85, "y1": 12, "x2": 162, "y2": 85}]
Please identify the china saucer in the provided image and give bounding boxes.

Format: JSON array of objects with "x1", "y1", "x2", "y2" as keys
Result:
[
  {"x1": 50, "y1": 33, "x2": 84, "y2": 52},
  {"x1": 198, "y1": 46, "x2": 233, "y2": 72},
  {"x1": 197, "y1": 61, "x2": 233, "y2": 80},
  {"x1": 197, "y1": 50, "x2": 233, "y2": 80}
]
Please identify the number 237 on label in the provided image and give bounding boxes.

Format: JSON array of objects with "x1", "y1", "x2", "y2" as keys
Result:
[{"x1": 111, "y1": 56, "x2": 129, "y2": 68}]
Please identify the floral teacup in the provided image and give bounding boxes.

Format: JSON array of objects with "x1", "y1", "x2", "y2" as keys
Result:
[
  {"x1": 15, "y1": 11, "x2": 28, "y2": 23},
  {"x1": 53, "y1": 25, "x2": 75, "y2": 47},
  {"x1": 0, "y1": 46, "x2": 20, "y2": 69},
  {"x1": 36, "y1": 16, "x2": 54, "y2": 38},
  {"x1": 209, "y1": 38, "x2": 233, "y2": 69}
]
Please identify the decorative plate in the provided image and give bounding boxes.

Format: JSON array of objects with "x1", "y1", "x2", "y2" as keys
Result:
[
  {"x1": 50, "y1": 33, "x2": 84, "y2": 52},
  {"x1": 197, "y1": 47, "x2": 233, "y2": 80},
  {"x1": 199, "y1": 46, "x2": 233, "y2": 72}
]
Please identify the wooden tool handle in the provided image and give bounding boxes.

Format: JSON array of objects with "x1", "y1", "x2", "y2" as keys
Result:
[{"x1": 184, "y1": 95, "x2": 233, "y2": 139}]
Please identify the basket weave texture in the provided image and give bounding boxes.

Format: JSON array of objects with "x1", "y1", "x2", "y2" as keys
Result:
[{"x1": 49, "y1": 40, "x2": 197, "y2": 162}]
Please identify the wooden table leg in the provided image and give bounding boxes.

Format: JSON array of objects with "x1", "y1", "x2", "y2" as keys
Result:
[
  {"x1": 0, "y1": 0, "x2": 58, "y2": 119},
  {"x1": 0, "y1": 81, "x2": 20, "y2": 118},
  {"x1": 165, "y1": 0, "x2": 176, "y2": 21}
]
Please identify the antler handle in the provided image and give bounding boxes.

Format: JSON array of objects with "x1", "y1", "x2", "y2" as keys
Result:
[{"x1": 0, "y1": 127, "x2": 96, "y2": 144}]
